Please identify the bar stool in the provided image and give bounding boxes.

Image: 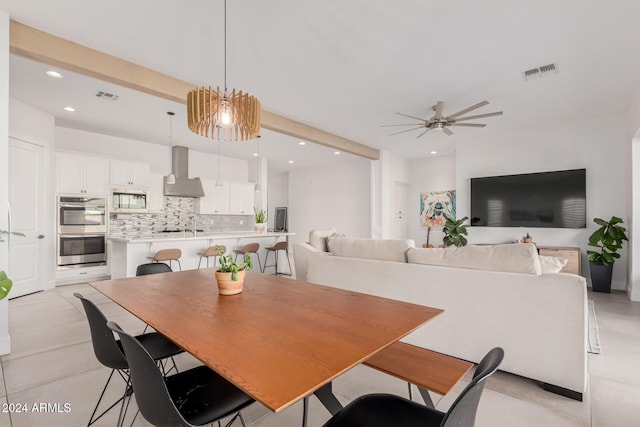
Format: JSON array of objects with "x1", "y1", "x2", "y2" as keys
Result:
[
  {"x1": 262, "y1": 241, "x2": 292, "y2": 276},
  {"x1": 197, "y1": 245, "x2": 226, "y2": 268},
  {"x1": 234, "y1": 243, "x2": 261, "y2": 272},
  {"x1": 149, "y1": 248, "x2": 182, "y2": 271}
]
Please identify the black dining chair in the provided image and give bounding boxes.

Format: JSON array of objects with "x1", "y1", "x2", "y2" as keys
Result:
[
  {"x1": 136, "y1": 262, "x2": 173, "y2": 276},
  {"x1": 74, "y1": 293, "x2": 184, "y2": 427},
  {"x1": 322, "y1": 347, "x2": 504, "y2": 427},
  {"x1": 107, "y1": 320, "x2": 255, "y2": 427}
]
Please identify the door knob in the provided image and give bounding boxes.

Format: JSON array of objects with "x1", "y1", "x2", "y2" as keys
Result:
[{"x1": 37, "y1": 235, "x2": 45, "y2": 239}]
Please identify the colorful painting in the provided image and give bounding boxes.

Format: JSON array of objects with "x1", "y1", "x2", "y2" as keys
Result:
[{"x1": 420, "y1": 190, "x2": 456, "y2": 226}]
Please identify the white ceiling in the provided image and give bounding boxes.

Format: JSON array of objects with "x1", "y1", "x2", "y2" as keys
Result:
[{"x1": 3, "y1": 0, "x2": 640, "y2": 172}]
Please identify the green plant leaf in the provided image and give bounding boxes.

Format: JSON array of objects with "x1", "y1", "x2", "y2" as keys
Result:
[{"x1": 0, "y1": 272, "x2": 12, "y2": 300}]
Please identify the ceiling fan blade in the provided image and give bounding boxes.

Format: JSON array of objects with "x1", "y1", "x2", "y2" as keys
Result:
[
  {"x1": 389, "y1": 126, "x2": 425, "y2": 136},
  {"x1": 449, "y1": 123, "x2": 486, "y2": 127},
  {"x1": 380, "y1": 123, "x2": 425, "y2": 127},
  {"x1": 445, "y1": 101, "x2": 490, "y2": 120},
  {"x1": 432, "y1": 101, "x2": 445, "y2": 120},
  {"x1": 415, "y1": 128, "x2": 430, "y2": 138},
  {"x1": 395, "y1": 112, "x2": 428, "y2": 122},
  {"x1": 451, "y1": 111, "x2": 503, "y2": 122},
  {"x1": 443, "y1": 127, "x2": 454, "y2": 136}
]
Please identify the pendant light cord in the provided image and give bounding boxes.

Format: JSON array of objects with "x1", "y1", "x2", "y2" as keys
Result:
[
  {"x1": 224, "y1": 0, "x2": 227, "y2": 92},
  {"x1": 217, "y1": 140, "x2": 221, "y2": 181}
]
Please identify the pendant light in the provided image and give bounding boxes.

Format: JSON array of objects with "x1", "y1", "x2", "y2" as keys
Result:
[
  {"x1": 166, "y1": 112, "x2": 176, "y2": 185},
  {"x1": 187, "y1": 0, "x2": 261, "y2": 141},
  {"x1": 215, "y1": 140, "x2": 223, "y2": 189},
  {"x1": 254, "y1": 138, "x2": 261, "y2": 193}
]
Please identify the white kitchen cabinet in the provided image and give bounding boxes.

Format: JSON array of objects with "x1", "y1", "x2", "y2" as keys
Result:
[
  {"x1": 229, "y1": 182, "x2": 254, "y2": 215},
  {"x1": 110, "y1": 160, "x2": 150, "y2": 187},
  {"x1": 57, "y1": 152, "x2": 108, "y2": 196},
  {"x1": 148, "y1": 173, "x2": 165, "y2": 212},
  {"x1": 195, "y1": 179, "x2": 230, "y2": 214}
]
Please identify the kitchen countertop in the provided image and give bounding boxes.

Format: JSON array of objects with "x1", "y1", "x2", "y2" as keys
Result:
[{"x1": 109, "y1": 231, "x2": 295, "y2": 243}]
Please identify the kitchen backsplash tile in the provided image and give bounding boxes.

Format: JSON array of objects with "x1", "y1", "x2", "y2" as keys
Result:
[{"x1": 109, "y1": 196, "x2": 252, "y2": 238}]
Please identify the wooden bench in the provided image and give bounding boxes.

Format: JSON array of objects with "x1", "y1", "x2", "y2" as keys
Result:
[
  {"x1": 302, "y1": 342, "x2": 474, "y2": 426},
  {"x1": 364, "y1": 341, "x2": 474, "y2": 408}
]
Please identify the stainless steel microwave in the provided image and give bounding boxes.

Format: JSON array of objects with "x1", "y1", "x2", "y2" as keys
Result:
[{"x1": 110, "y1": 189, "x2": 149, "y2": 213}]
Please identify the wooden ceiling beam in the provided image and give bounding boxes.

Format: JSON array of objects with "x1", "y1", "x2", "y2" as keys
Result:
[{"x1": 9, "y1": 21, "x2": 379, "y2": 160}]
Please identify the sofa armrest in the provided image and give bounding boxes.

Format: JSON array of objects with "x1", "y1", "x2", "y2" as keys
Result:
[{"x1": 292, "y1": 242, "x2": 328, "y2": 281}]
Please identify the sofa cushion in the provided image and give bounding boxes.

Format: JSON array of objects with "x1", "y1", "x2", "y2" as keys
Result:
[
  {"x1": 327, "y1": 236, "x2": 415, "y2": 262},
  {"x1": 539, "y1": 255, "x2": 568, "y2": 273},
  {"x1": 407, "y1": 243, "x2": 542, "y2": 275},
  {"x1": 309, "y1": 228, "x2": 337, "y2": 252}
]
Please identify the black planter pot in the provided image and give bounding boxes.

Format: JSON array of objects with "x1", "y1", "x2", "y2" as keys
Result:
[{"x1": 589, "y1": 261, "x2": 614, "y2": 293}]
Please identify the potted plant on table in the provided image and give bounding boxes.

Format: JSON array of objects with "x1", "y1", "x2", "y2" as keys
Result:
[
  {"x1": 522, "y1": 233, "x2": 534, "y2": 244},
  {"x1": 442, "y1": 215, "x2": 469, "y2": 247},
  {"x1": 587, "y1": 216, "x2": 628, "y2": 293},
  {"x1": 253, "y1": 207, "x2": 267, "y2": 233},
  {"x1": 214, "y1": 247, "x2": 253, "y2": 295}
]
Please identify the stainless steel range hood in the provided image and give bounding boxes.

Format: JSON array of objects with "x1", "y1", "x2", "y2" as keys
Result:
[{"x1": 163, "y1": 146, "x2": 205, "y2": 198}]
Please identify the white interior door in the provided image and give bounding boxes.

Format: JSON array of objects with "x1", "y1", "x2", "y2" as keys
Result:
[
  {"x1": 8, "y1": 138, "x2": 46, "y2": 298},
  {"x1": 393, "y1": 182, "x2": 409, "y2": 239}
]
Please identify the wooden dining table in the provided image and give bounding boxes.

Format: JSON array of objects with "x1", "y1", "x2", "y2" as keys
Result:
[{"x1": 91, "y1": 269, "x2": 443, "y2": 416}]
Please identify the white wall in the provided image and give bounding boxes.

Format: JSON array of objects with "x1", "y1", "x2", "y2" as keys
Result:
[
  {"x1": 626, "y1": 83, "x2": 640, "y2": 301},
  {"x1": 267, "y1": 172, "x2": 288, "y2": 230},
  {"x1": 408, "y1": 155, "x2": 456, "y2": 247},
  {"x1": 289, "y1": 159, "x2": 371, "y2": 244},
  {"x1": 55, "y1": 127, "x2": 248, "y2": 181},
  {"x1": 456, "y1": 113, "x2": 629, "y2": 290},
  {"x1": 0, "y1": 10, "x2": 10, "y2": 355}
]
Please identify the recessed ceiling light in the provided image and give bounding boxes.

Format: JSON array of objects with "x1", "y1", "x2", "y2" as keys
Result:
[
  {"x1": 46, "y1": 70, "x2": 63, "y2": 78},
  {"x1": 64, "y1": 106, "x2": 76, "y2": 112},
  {"x1": 298, "y1": 141, "x2": 306, "y2": 146},
  {"x1": 334, "y1": 151, "x2": 341, "y2": 155},
  {"x1": 253, "y1": 152, "x2": 259, "y2": 157},
  {"x1": 288, "y1": 160, "x2": 295, "y2": 164},
  {"x1": 430, "y1": 150, "x2": 437, "y2": 155}
]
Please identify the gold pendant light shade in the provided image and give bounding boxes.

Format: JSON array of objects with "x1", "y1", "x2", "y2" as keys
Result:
[{"x1": 187, "y1": 86, "x2": 261, "y2": 141}]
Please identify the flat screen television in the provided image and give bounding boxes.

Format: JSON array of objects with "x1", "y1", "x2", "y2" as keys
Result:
[{"x1": 470, "y1": 169, "x2": 586, "y2": 228}]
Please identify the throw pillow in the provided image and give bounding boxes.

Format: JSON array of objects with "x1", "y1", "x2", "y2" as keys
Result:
[
  {"x1": 539, "y1": 255, "x2": 568, "y2": 273},
  {"x1": 406, "y1": 243, "x2": 542, "y2": 275},
  {"x1": 327, "y1": 236, "x2": 415, "y2": 262},
  {"x1": 309, "y1": 228, "x2": 337, "y2": 252}
]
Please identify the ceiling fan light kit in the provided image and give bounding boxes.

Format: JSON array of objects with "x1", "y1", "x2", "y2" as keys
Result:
[{"x1": 382, "y1": 100, "x2": 503, "y2": 138}]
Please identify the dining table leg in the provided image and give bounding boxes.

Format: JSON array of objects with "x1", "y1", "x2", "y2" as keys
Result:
[{"x1": 301, "y1": 382, "x2": 343, "y2": 427}]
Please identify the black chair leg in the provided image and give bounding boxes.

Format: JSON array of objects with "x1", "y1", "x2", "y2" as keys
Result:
[
  {"x1": 262, "y1": 250, "x2": 270, "y2": 273},
  {"x1": 88, "y1": 369, "x2": 130, "y2": 427}
]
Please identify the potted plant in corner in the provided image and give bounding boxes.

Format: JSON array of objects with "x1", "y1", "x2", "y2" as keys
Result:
[
  {"x1": 442, "y1": 215, "x2": 469, "y2": 247},
  {"x1": 214, "y1": 247, "x2": 253, "y2": 295},
  {"x1": 254, "y1": 207, "x2": 267, "y2": 234},
  {"x1": 587, "y1": 216, "x2": 628, "y2": 293}
]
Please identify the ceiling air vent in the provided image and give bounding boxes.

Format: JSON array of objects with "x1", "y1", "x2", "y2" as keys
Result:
[
  {"x1": 522, "y1": 62, "x2": 559, "y2": 81},
  {"x1": 95, "y1": 91, "x2": 120, "y2": 101}
]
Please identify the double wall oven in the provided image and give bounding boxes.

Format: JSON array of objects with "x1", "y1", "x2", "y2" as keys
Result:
[{"x1": 57, "y1": 197, "x2": 107, "y2": 267}]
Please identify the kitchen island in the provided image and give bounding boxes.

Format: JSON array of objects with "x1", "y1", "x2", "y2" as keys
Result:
[{"x1": 109, "y1": 231, "x2": 294, "y2": 279}]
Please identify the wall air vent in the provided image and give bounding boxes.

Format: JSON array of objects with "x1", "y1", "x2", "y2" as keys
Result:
[
  {"x1": 522, "y1": 62, "x2": 559, "y2": 81},
  {"x1": 95, "y1": 91, "x2": 120, "y2": 101}
]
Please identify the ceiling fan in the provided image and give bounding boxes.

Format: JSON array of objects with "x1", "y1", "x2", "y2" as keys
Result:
[{"x1": 381, "y1": 101, "x2": 503, "y2": 137}]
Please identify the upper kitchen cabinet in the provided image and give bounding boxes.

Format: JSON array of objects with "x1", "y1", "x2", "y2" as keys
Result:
[
  {"x1": 195, "y1": 179, "x2": 230, "y2": 214},
  {"x1": 228, "y1": 183, "x2": 255, "y2": 215},
  {"x1": 57, "y1": 152, "x2": 108, "y2": 196},
  {"x1": 110, "y1": 160, "x2": 150, "y2": 187}
]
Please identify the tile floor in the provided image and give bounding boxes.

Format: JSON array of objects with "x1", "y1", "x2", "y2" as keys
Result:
[{"x1": 0, "y1": 284, "x2": 638, "y2": 426}]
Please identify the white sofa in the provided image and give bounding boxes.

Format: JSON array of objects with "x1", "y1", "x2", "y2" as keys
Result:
[{"x1": 293, "y1": 238, "x2": 588, "y2": 400}]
